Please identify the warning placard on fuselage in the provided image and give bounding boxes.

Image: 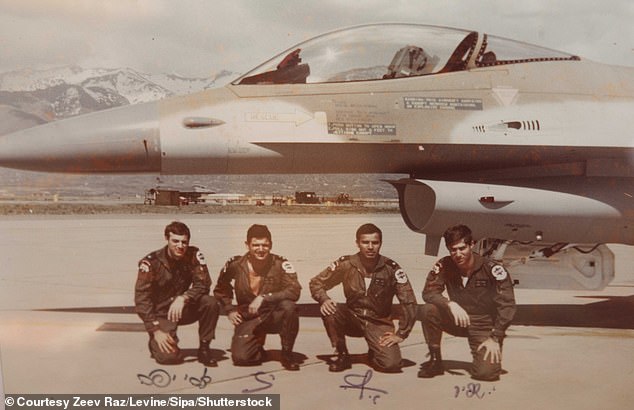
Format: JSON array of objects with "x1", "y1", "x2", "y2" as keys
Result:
[
  {"x1": 404, "y1": 97, "x2": 482, "y2": 110},
  {"x1": 328, "y1": 122, "x2": 396, "y2": 136}
]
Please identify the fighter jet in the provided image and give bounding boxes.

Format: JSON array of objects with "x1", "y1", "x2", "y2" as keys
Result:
[{"x1": 1, "y1": 23, "x2": 632, "y2": 289}]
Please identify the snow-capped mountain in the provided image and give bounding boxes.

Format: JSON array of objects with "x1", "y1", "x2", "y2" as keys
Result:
[
  {"x1": 0, "y1": 65, "x2": 238, "y2": 97},
  {"x1": 0, "y1": 66, "x2": 240, "y2": 134},
  {"x1": 145, "y1": 70, "x2": 237, "y2": 96},
  {"x1": 0, "y1": 65, "x2": 92, "y2": 92}
]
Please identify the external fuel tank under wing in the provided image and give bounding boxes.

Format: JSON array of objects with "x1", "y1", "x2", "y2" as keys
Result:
[{"x1": 1, "y1": 24, "x2": 633, "y2": 288}]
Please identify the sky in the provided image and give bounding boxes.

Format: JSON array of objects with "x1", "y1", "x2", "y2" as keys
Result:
[{"x1": 0, "y1": 0, "x2": 632, "y2": 79}]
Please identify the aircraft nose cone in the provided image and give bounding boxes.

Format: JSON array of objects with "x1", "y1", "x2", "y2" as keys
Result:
[{"x1": 0, "y1": 101, "x2": 161, "y2": 173}]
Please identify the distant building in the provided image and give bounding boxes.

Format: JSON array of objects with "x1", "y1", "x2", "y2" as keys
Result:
[
  {"x1": 145, "y1": 188, "x2": 182, "y2": 206},
  {"x1": 144, "y1": 185, "x2": 209, "y2": 206},
  {"x1": 295, "y1": 191, "x2": 320, "y2": 204}
]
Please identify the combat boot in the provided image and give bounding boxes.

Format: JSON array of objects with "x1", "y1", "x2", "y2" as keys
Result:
[
  {"x1": 197, "y1": 343, "x2": 217, "y2": 367},
  {"x1": 329, "y1": 348, "x2": 352, "y2": 372},
  {"x1": 280, "y1": 349, "x2": 300, "y2": 371},
  {"x1": 417, "y1": 346, "x2": 444, "y2": 378}
]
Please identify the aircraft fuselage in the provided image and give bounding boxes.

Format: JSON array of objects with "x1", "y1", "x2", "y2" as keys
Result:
[{"x1": 1, "y1": 24, "x2": 632, "y2": 248}]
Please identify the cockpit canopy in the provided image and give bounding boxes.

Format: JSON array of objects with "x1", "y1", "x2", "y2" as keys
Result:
[{"x1": 235, "y1": 23, "x2": 579, "y2": 85}]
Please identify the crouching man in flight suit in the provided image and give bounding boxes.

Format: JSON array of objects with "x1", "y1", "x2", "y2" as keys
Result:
[
  {"x1": 214, "y1": 224, "x2": 302, "y2": 371},
  {"x1": 135, "y1": 221, "x2": 220, "y2": 366},
  {"x1": 418, "y1": 224, "x2": 516, "y2": 381},
  {"x1": 310, "y1": 223, "x2": 417, "y2": 373}
]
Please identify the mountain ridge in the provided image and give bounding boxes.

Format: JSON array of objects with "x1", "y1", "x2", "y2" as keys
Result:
[{"x1": 0, "y1": 65, "x2": 239, "y2": 132}]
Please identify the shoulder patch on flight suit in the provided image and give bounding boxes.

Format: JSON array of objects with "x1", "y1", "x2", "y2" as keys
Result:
[
  {"x1": 281, "y1": 260, "x2": 296, "y2": 274},
  {"x1": 137, "y1": 259, "x2": 153, "y2": 281},
  {"x1": 491, "y1": 264, "x2": 508, "y2": 281},
  {"x1": 138, "y1": 260, "x2": 151, "y2": 273},
  {"x1": 196, "y1": 250, "x2": 207, "y2": 265},
  {"x1": 394, "y1": 268, "x2": 409, "y2": 284},
  {"x1": 329, "y1": 255, "x2": 349, "y2": 271},
  {"x1": 431, "y1": 261, "x2": 443, "y2": 276}
]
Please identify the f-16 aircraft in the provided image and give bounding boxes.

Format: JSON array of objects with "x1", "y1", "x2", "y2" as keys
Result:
[{"x1": 1, "y1": 23, "x2": 633, "y2": 289}]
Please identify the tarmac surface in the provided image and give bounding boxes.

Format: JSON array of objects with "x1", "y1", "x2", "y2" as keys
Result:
[{"x1": 0, "y1": 214, "x2": 633, "y2": 409}]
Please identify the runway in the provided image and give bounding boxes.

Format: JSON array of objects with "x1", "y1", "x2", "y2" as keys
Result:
[{"x1": 1, "y1": 214, "x2": 633, "y2": 409}]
